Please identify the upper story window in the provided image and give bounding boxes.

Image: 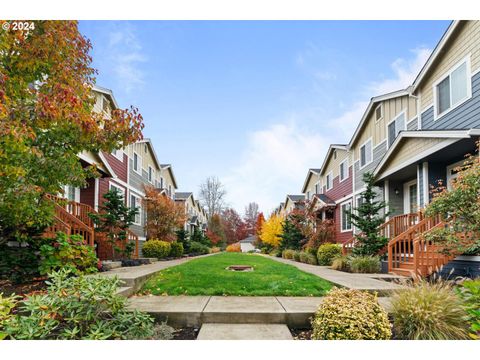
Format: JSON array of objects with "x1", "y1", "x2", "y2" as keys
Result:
[
  {"x1": 169, "y1": 185, "x2": 172, "y2": 197},
  {"x1": 360, "y1": 139, "x2": 372, "y2": 168},
  {"x1": 434, "y1": 57, "x2": 471, "y2": 119},
  {"x1": 306, "y1": 191, "x2": 311, "y2": 200},
  {"x1": 326, "y1": 172, "x2": 333, "y2": 190},
  {"x1": 148, "y1": 166, "x2": 154, "y2": 183},
  {"x1": 387, "y1": 111, "x2": 406, "y2": 148},
  {"x1": 375, "y1": 104, "x2": 383, "y2": 122},
  {"x1": 160, "y1": 177, "x2": 164, "y2": 189},
  {"x1": 339, "y1": 159, "x2": 348, "y2": 182},
  {"x1": 314, "y1": 182, "x2": 320, "y2": 194},
  {"x1": 333, "y1": 150, "x2": 337, "y2": 160},
  {"x1": 133, "y1": 152, "x2": 142, "y2": 174},
  {"x1": 130, "y1": 194, "x2": 141, "y2": 225},
  {"x1": 102, "y1": 96, "x2": 110, "y2": 113},
  {"x1": 109, "y1": 183, "x2": 125, "y2": 202},
  {"x1": 341, "y1": 201, "x2": 352, "y2": 232},
  {"x1": 111, "y1": 149, "x2": 123, "y2": 161}
]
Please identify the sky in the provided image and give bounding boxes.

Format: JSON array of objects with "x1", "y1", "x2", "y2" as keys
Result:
[{"x1": 79, "y1": 20, "x2": 450, "y2": 216}]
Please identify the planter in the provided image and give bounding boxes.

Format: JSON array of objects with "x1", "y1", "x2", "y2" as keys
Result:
[
  {"x1": 380, "y1": 260, "x2": 389, "y2": 274},
  {"x1": 437, "y1": 256, "x2": 480, "y2": 279}
]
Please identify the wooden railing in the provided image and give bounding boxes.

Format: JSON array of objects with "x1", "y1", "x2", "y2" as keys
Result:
[
  {"x1": 387, "y1": 214, "x2": 442, "y2": 275},
  {"x1": 342, "y1": 212, "x2": 421, "y2": 255},
  {"x1": 52, "y1": 203, "x2": 95, "y2": 246},
  {"x1": 43, "y1": 215, "x2": 72, "y2": 239},
  {"x1": 46, "y1": 194, "x2": 94, "y2": 227}
]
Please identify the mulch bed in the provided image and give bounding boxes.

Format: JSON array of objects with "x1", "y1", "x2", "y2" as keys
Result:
[
  {"x1": 290, "y1": 328, "x2": 313, "y2": 340},
  {"x1": 0, "y1": 279, "x2": 47, "y2": 297},
  {"x1": 172, "y1": 327, "x2": 199, "y2": 340}
]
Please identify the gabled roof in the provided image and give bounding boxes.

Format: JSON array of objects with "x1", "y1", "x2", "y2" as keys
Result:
[
  {"x1": 348, "y1": 89, "x2": 409, "y2": 148},
  {"x1": 412, "y1": 21, "x2": 460, "y2": 92},
  {"x1": 160, "y1": 164, "x2": 178, "y2": 189},
  {"x1": 285, "y1": 194, "x2": 305, "y2": 207},
  {"x1": 313, "y1": 193, "x2": 335, "y2": 206},
  {"x1": 319, "y1": 144, "x2": 348, "y2": 175},
  {"x1": 92, "y1": 85, "x2": 120, "y2": 110},
  {"x1": 175, "y1": 192, "x2": 193, "y2": 201},
  {"x1": 135, "y1": 138, "x2": 162, "y2": 172},
  {"x1": 301, "y1": 168, "x2": 321, "y2": 193}
]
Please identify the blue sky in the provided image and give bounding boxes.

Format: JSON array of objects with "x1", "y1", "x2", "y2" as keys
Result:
[{"x1": 79, "y1": 20, "x2": 450, "y2": 215}]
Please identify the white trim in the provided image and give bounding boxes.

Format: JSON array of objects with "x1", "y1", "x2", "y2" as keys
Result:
[
  {"x1": 96, "y1": 152, "x2": 116, "y2": 178},
  {"x1": 325, "y1": 171, "x2": 333, "y2": 191},
  {"x1": 334, "y1": 194, "x2": 354, "y2": 205},
  {"x1": 319, "y1": 145, "x2": 348, "y2": 176},
  {"x1": 359, "y1": 137, "x2": 373, "y2": 169},
  {"x1": 373, "y1": 139, "x2": 387, "y2": 151},
  {"x1": 446, "y1": 159, "x2": 464, "y2": 190},
  {"x1": 94, "y1": 178, "x2": 99, "y2": 211},
  {"x1": 403, "y1": 179, "x2": 417, "y2": 214},
  {"x1": 406, "y1": 117, "x2": 418, "y2": 130},
  {"x1": 384, "y1": 180, "x2": 390, "y2": 221},
  {"x1": 129, "y1": 192, "x2": 142, "y2": 226},
  {"x1": 471, "y1": 67, "x2": 480, "y2": 78},
  {"x1": 111, "y1": 149, "x2": 124, "y2": 161},
  {"x1": 422, "y1": 162, "x2": 429, "y2": 207},
  {"x1": 340, "y1": 199, "x2": 353, "y2": 232},
  {"x1": 374, "y1": 103, "x2": 383, "y2": 123},
  {"x1": 109, "y1": 182, "x2": 125, "y2": 199},
  {"x1": 133, "y1": 152, "x2": 142, "y2": 175},
  {"x1": 339, "y1": 158, "x2": 349, "y2": 183},
  {"x1": 386, "y1": 110, "x2": 407, "y2": 149},
  {"x1": 420, "y1": 103, "x2": 434, "y2": 115},
  {"x1": 148, "y1": 165, "x2": 154, "y2": 184},
  {"x1": 432, "y1": 54, "x2": 472, "y2": 121}
]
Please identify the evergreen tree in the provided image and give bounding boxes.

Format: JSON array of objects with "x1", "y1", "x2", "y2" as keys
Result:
[
  {"x1": 347, "y1": 172, "x2": 389, "y2": 256},
  {"x1": 89, "y1": 190, "x2": 138, "y2": 259},
  {"x1": 175, "y1": 228, "x2": 190, "y2": 252},
  {"x1": 191, "y1": 227, "x2": 211, "y2": 247},
  {"x1": 279, "y1": 218, "x2": 304, "y2": 251}
]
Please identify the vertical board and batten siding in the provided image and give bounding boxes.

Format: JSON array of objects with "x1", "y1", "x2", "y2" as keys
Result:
[
  {"x1": 354, "y1": 140, "x2": 387, "y2": 191},
  {"x1": 321, "y1": 149, "x2": 351, "y2": 180},
  {"x1": 421, "y1": 72, "x2": 480, "y2": 130},
  {"x1": 303, "y1": 172, "x2": 320, "y2": 197},
  {"x1": 416, "y1": 21, "x2": 480, "y2": 110}
]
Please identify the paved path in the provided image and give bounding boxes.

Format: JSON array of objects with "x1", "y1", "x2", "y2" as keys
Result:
[
  {"x1": 197, "y1": 323, "x2": 293, "y2": 340},
  {"x1": 264, "y1": 255, "x2": 404, "y2": 294}
]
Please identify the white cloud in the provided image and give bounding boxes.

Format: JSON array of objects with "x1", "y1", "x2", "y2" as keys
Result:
[
  {"x1": 223, "y1": 47, "x2": 432, "y2": 214},
  {"x1": 105, "y1": 24, "x2": 147, "y2": 93}
]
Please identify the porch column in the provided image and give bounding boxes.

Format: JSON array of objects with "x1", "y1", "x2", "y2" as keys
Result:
[
  {"x1": 384, "y1": 180, "x2": 389, "y2": 220},
  {"x1": 417, "y1": 162, "x2": 429, "y2": 210}
]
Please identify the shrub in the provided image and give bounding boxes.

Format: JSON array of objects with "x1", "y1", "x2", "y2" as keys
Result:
[
  {"x1": 391, "y1": 281, "x2": 470, "y2": 340},
  {"x1": 317, "y1": 243, "x2": 342, "y2": 266},
  {"x1": 209, "y1": 247, "x2": 221, "y2": 253},
  {"x1": 293, "y1": 251, "x2": 301, "y2": 262},
  {"x1": 299, "y1": 251, "x2": 317, "y2": 265},
  {"x1": 188, "y1": 241, "x2": 210, "y2": 255},
  {"x1": 226, "y1": 243, "x2": 241, "y2": 252},
  {"x1": 3, "y1": 269, "x2": 156, "y2": 339},
  {"x1": 153, "y1": 322, "x2": 175, "y2": 340},
  {"x1": 142, "y1": 240, "x2": 172, "y2": 259},
  {"x1": 169, "y1": 242, "x2": 184, "y2": 258},
  {"x1": 282, "y1": 249, "x2": 295, "y2": 259},
  {"x1": 456, "y1": 279, "x2": 480, "y2": 339},
  {"x1": 0, "y1": 293, "x2": 17, "y2": 340},
  {"x1": 349, "y1": 255, "x2": 381, "y2": 273},
  {"x1": 331, "y1": 255, "x2": 351, "y2": 272},
  {"x1": 39, "y1": 233, "x2": 98, "y2": 276},
  {"x1": 269, "y1": 249, "x2": 281, "y2": 257},
  {"x1": 312, "y1": 288, "x2": 391, "y2": 340},
  {"x1": 0, "y1": 244, "x2": 41, "y2": 284}
]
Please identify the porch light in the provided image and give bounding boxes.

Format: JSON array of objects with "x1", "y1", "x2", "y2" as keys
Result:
[{"x1": 394, "y1": 188, "x2": 400, "y2": 195}]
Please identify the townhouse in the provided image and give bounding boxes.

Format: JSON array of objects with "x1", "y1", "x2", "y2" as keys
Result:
[
  {"x1": 283, "y1": 195, "x2": 305, "y2": 214},
  {"x1": 175, "y1": 192, "x2": 208, "y2": 235}
]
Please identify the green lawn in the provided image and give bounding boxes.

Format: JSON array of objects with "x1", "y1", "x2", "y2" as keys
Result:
[{"x1": 140, "y1": 253, "x2": 333, "y2": 296}]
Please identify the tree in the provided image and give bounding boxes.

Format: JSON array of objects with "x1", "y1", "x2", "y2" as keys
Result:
[
  {"x1": 206, "y1": 214, "x2": 226, "y2": 247},
  {"x1": 347, "y1": 172, "x2": 389, "y2": 256},
  {"x1": 143, "y1": 185, "x2": 186, "y2": 242},
  {"x1": 0, "y1": 21, "x2": 144, "y2": 245},
  {"x1": 89, "y1": 190, "x2": 138, "y2": 260},
  {"x1": 199, "y1": 176, "x2": 226, "y2": 218},
  {"x1": 244, "y1": 202, "x2": 259, "y2": 235},
  {"x1": 221, "y1": 208, "x2": 246, "y2": 244},
  {"x1": 255, "y1": 212, "x2": 266, "y2": 237},
  {"x1": 279, "y1": 217, "x2": 304, "y2": 251},
  {"x1": 175, "y1": 228, "x2": 190, "y2": 251},
  {"x1": 191, "y1": 227, "x2": 211, "y2": 247},
  {"x1": 259, "y1": 214, "x2": 283, "y2": 248},
  {"x1": 424, "y1": 146, "x2": 480, "y2": 255}
]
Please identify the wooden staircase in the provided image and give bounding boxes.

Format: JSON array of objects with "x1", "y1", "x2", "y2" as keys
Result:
[{"x1": 43, "y1": 194, "x2": 139, "y2": 260}]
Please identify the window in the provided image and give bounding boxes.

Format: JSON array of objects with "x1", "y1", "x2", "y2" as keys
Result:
[
  {"x1": 315, "y1": 182, "x2": 320, "y2": 194},
  {"x1": 375, "y1": 104, "x2": 383, "y2": 121},
  {"x1": 111, "y1": 149, "x2": 123, "y2": 161},
  {"x1": 102, "y1": 96, "x2": 110, "y2": 113},
  {"x1": 307, "y1": 191, "x2": 311, "y2": 200},
  {"x1": 160, "y1": 177, "x2": 164, "y2": 189},
  {"x1": 148, "y1": 166, "x2": 153, "y2": 183},
  {"x1": 435, "y1": 58, "x2": 470, "y2": 118},
  {"x1": 333, "y1": 150, "x2": 337, "y2": 160},
  {"x1": 326, "y1": 172, "x2": 333, "y2": 190},
  {"x1": 341, "y1": 201, "x2": 352, "y2": 232},
  {"x1": 339, "y1": 159, "x2": 348, "y2": 182},
  {"x1": 130, "y1": 194, "x2": 141, "y2": 225},
  {"x1": 109, "y1": 183, "x2": 125, "y2": 201},
  {"x1": 360, "y1": 139, "x2": 372, "y2": 168},
  {"x1": 169, "y1": 185, "x2": 172, "y2": 197},
  {"x1": 387, "y1": 112, "x2": 406, "y2": 148},
  {"x1": 133, "y1": 152, "x2": 141, "y2": 174}
]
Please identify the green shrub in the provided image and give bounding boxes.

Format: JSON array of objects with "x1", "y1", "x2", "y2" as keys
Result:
[
  {"x1": 299, "y1": 251, "x2": 317, "y2": 265},
  {"x1": 317, "y1": 243, "x2": 342, "y2": 266},
  {"x1": 39, "y1": 233, "x2": 98, "y2": 276},
  {"x1": 169, "y1": 242, "x2": 184, "y2": 258},
  {"x1": 0, "y1": 293, "x2": 18, "y2": 340},
  {"x1": 188, "y1": 241, "x2": 210, "y2": 255},
  {"x1": 391, "y1": 281, "x2": 470, "y2": 340},
  {"x1": 312, "y1": 288, "x2": 391, "y2": 340},
  {"x1": 0, "y1": 244, "x2": 41, "y2": 284},
  {"x1": 269, "y1": 249, "x2": 281, "y2": 257},
  {"x1": 349, "y1": 255, "x2": 381, "y2": 273},
  {"x1": 456, "y1": 279, "x2": 480, "y2": 339},
  {"x1": 3, "y1": 269, "x2": 156, "y2": 339},
  {"x1": 293, "y1": 251, "x2": 301, "y2": 262},
  {"x1": 282, "y1": 249, "x2": 295, "y2": 260},
  {"x1": 142, "y1": 240, "x2": 172, "y2": 259},
  {"x1": 331, "y1": 255, "x2": 351, "y2": 272}
]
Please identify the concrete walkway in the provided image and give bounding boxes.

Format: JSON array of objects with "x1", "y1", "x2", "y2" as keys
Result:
[
  {"x1": 197, "y1": 324, "x2": 293, "y2": 340},
  {"x1": 265, "y1": 256, "x2": 404, "y2": 295}
]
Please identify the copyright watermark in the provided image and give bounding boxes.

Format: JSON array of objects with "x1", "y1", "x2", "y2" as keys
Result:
[{"x1": 1, "y1": 21, "x2": 35, "y2": 32}]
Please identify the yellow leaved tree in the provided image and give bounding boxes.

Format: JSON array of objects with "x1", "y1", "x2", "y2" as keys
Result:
[{"x1": 259, "y1": 214, "x2": 284, "y2": 247}]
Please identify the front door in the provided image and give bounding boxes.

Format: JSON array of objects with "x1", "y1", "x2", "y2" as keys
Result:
[{"x1": 403, "y1": 180, "x2": 418, "y2": 214}]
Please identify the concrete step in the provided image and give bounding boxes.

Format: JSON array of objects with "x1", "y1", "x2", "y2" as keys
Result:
[
  {"x1": 197, "y1": 323, "x2": 293, "y2": 340},
  {"x1": 116, "y1": 286, "x2": 134, "y2": 297}
]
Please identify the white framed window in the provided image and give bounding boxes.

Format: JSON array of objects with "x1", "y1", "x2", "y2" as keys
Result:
[
  {"x1": 111, "y1": 149, "x2": 123, "y2": 161},
  {"x1": 306, "y1": 191, "x2": 311, "y2": 201},
  {"x1": 326, "y1": 171, "x2": 333, "y2": 191},
  {"x1": 130, "y1": 193, "x2": 142, "y2": 225},
  {"x1": 169, "y1": 185, "x2": 172, "y2": 197},
  {"x1": 109, "y1": 183, "x2": 125, "y2": 202},
  {"x1": 160, "y1": 177, "x2": 164, "y2": 189},
  {"x1": 148, "y1": 166, "x2": 154, "y2": 183},
  {"x1": 360, "y1": 138, "x2": 373, "y2": 168},
  {"x1": 340, "y1": 200, "x2": 352, "y2": 232},
  {"x1": 133, "y1": 152, "x2": 142, "y2": 174},
  {"x1": 339, "y1": 159, "x2": 349, "y2": 182},
  {"x1": 387, "y1": 111, "x2": 406, "y2": 148},
  {"x1": 314, "y1": 182, "x2": 320, "y2": 194},
  {"x1": 433, "y1": 55, "x2": 471, "y2": 120},
  {"x1": 446, "y1": 159, "x2": 464, "y2": 191},
  {"x1": 64, "y1": 185, "x2": 80, "y2": 202},
  {"x1": 375, "y1": 104, "x2": 383, "y2": 122}
]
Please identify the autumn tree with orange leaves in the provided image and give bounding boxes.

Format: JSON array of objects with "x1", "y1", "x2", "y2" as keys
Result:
[
  {"x1": 0, "y1": 21, "x2": 144, "y2": 244},
  {"x1": 144, "y1": 186, "x2": 186, "y2": 242}
]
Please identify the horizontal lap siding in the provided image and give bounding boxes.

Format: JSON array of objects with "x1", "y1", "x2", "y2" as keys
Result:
[
  {"x1": 324, "y1": 166, "x2": 353, "y2": 202},
  {"x1": 407, "y1": 117, "x2": 418, "y2": 130},
  {"x1": 102, "y1": 152, "x2": 128, "y2": 182},
  {"x1": 354, "y1": 141, "x2": 386, "y2": 191},
  {"x1": 421, "y1": 72, "x2": 480, "y2": 130},
  {"x1": 334, "y1": 206, "x2": 353, "y2": 244}
]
